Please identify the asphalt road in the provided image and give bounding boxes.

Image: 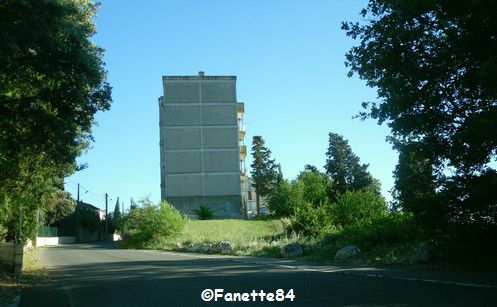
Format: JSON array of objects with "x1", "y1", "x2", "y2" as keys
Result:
[{"x1": 19, "y1": 243, "x2": 497, "y2": 306}]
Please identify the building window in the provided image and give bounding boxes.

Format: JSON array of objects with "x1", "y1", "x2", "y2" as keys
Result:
[{"x1": 248, "y1": 190, "x2": 252, "y2": 200}]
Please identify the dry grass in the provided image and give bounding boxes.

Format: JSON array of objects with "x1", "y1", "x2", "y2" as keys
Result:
[{"x1": 0, "y1": 248, "x2": 48, "y2": 306}]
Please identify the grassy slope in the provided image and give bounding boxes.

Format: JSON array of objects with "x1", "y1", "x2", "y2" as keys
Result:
[
  {"x1": 174, "y1": 219, "x2": 285, "y2": 244},
  {"x1": 148, "y1": 219, "x2": 418, "y2": 265},
  {"x1": 150, "y1": 219, "x2": 306, "y2": 257}
]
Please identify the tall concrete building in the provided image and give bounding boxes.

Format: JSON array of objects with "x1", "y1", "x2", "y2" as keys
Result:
[{"x1": 158, "y1": 72, "x2": 247, "y2": 218}]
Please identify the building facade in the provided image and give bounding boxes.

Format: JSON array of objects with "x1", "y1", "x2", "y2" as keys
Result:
[
  {"x1": 241, "y1": 177, "x2": 268, "y2": 217},
  {"x1": 159, "y1": 72, "x2": 246, "y2": 218}
]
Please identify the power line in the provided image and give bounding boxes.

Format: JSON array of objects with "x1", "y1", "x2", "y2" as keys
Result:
[{"x1": 65, "y1": 178, "x2": 105, "y2": 197}]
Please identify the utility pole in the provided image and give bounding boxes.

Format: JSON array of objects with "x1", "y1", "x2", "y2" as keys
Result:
[
  {"x1": 76, "y1": 183, "x2": 80, "y2": 243},
  {"x1": 105, "y1": 193, "x2": 108, "y2": 238}
]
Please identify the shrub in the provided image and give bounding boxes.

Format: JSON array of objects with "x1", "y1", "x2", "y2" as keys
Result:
[
  {"x1": 0, "y1": 195, "x2": 9, "y2": 241},
  {"x1": 334, "y1": 212, "x2": 424, "y2": 250},
  {"x1": 289, "y1": 202, "x2": 334, "y2": 236},
  {"x1": 433, "y1": 224, "x2": 497, "y2": 269},
  {"x1": 123, "y1": 200, "x2": 187, "y2": 248},
  {"x1": 331, "y1": 190, "x2": 387, "y2": 228},
  {"x1": 192, "y1": 205, "x2": 213, "y2": 220}
]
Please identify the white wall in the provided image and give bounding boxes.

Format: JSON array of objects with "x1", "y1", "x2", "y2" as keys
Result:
[{"x1": 35, "y1": 236, "x2": 75, "y2": 247}]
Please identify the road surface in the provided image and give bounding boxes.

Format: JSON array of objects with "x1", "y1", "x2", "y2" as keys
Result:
[{"x1": 19, "y1": 243, "x2": 497, "y2": 306}]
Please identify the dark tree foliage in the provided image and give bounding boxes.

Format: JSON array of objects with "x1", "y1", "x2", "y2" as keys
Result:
[
  {"x1": 113, "y1": 197, "x2": 121, "y2": 221},
  {"x1": 42, "y1": 187, "x2": 76, "y2": 226},
  {"x1": 0, "y1": 0, "x2": 112, "y2": 182},
  {"x1": 324, "y1": 133, "x2": 378, "y2": 197},
  {"x1": 112, "y1": 197, "x2": 123, "y2": 232},
  {"x1": 392, "y1": 142, "x2": 443, "y2": 229},
  {"x1": 250, "y1": 136, "x2": 278, "y2": 215},
  {"x1": 304, "y1": 164, "x2": 319, "y2": 173},
  {"x1": 343, "y1": 1, "x2": 497, "y2": 227},
  {"x1": 0, "y1": 0, "x2": 112, "y2": 242}
]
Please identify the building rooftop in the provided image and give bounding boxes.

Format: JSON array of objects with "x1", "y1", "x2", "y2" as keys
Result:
[{"x1": 163, "y1": 71, "x2": 236, "y2": 81}]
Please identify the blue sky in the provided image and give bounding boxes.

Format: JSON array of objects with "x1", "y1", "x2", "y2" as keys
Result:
[{"x1": 64, "y1": 0, "x2": 397, "y2": 211}]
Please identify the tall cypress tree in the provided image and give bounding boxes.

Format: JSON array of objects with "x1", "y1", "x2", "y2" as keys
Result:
[
  {"x1": 304, "y1": 164, "x2": 319, "y2": 173},
  {"x1": 250, "y1": 136, "x2": 278, "y2": 215},
  {"x1": 113, "y1": 197, "x2": 121, "y2": 232},
  {"x1": 324, "y1": 133, "x2": 377, "y2": 197}
]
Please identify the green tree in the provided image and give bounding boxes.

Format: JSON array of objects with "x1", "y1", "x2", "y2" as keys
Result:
[
  {"x1": 324, "y1": 133, "x2": 378, "y2": 197},
  {"x1": 304, "y1": 164, "x2": 319, "y2": 173},
  {"x1": 42, "y1": 187, "x2": 76, "y2": 226},
  {"x1": 0, "y1": 0, "x2": 111, "y2": 242},
  {"x1": 343, "y1": 1, "x2": 497, "y2": 227},
  {"x1": 267, "y1": 180, "x2": 304, "y2": 217},
  {"x1": 113, "y1": 197, "x2": 123, "y2": 232},
  {"x1": 392, "y1": 142, "x2": 443, "y2": 229},
  {"x1": 297, "y1": 171, "x2": 332, "y2": 207},
  {"x1": 250, "y1": 136, "x2": 278, "y2": 215}
]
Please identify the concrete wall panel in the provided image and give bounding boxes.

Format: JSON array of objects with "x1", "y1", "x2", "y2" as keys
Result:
[
  {"x1": 203, "y1": 128, "x2": 238, "y2": 149},
  {"x1": 204, "y1": 174, "x2": 241, "y2": 196},
  {"x1": 166, "y1": 152, "x2": 202, "y2": 173},
  {"x1": 165, "y1": 128, "x2": 201, "y2": 150},
  {"x1": 163, "y1": 105, "x2": 200, "y2": 126},
  {"x1": 166, "y1": 174, "x2": 203, "y2": 196},
  {"x1": 203, "y1": 150, "x2": 240, "y2": 172},
  {"x1": 201, "y1": 82, "x2": 236, "y2": 103},
  {"x1": 164, "y1": 82, "x2": 199, "y2": 103},
  {"x1": 202, "y1": 105, "x2": 237, "y2": 126},
  {"x1": 165, "y1": 195, "x2": 242, "y2": 218}
]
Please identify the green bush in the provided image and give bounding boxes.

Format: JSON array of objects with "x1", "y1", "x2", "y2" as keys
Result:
[
  {"x1": 123, "y1": 200, "x2": 188, "y2": 248},
  {"x1": 0, "y1": 195, "x2": 9, "y2": 241},
  {"x1": 268, "y1": 173, "x2": 332, "y2": 218},
  {"x1": 334, "y1": 212, "x2": 423, "y2": 249},
  {"x1": 331, "y1": 190, "x2": 387, "y2": 228},
  {"x1": 289, "y1": 202, "x2": 334, "y2": 236},
  {"x1": 192, "y1": 205, "x2": 213, "y2": 220}
]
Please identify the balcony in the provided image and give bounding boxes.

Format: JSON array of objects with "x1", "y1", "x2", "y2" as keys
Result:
[
  {"x1": 239, "y1": 145, "x2": 247, "y2": 161},
  {"x1": 237, "y1": 102, "x2": 244, "y2": 120},
  {"x1": 241, "y1": 173, "x2": 248, "y2": 183},
  {"x1": 238, "y1": 128, "x2": 246, "y2": 141}
]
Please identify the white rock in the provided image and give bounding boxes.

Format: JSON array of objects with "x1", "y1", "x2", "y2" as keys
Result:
[
  {"x1": 281, "y1": 243, "x2": 303, "y2": 258},
  {"x1": 409, "y1": 243, "x2": 433, "y2": 264},
  {"x1": 201, "y1": 244, "x2": 213, "y2": 252},
  {"x1": 187, "y1": 244, "x2": 200, "y2": 252},
  {"x1": 216, "y1": 241, "x2": 235, "y2": 252},
  {"x1": 335, "y1": 245, "x2": 361, "y2": 261}
]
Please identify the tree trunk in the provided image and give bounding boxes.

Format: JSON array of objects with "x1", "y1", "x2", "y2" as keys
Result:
[{"x1": 256, "y1": 193, "x2": 260, "y2": 216}]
